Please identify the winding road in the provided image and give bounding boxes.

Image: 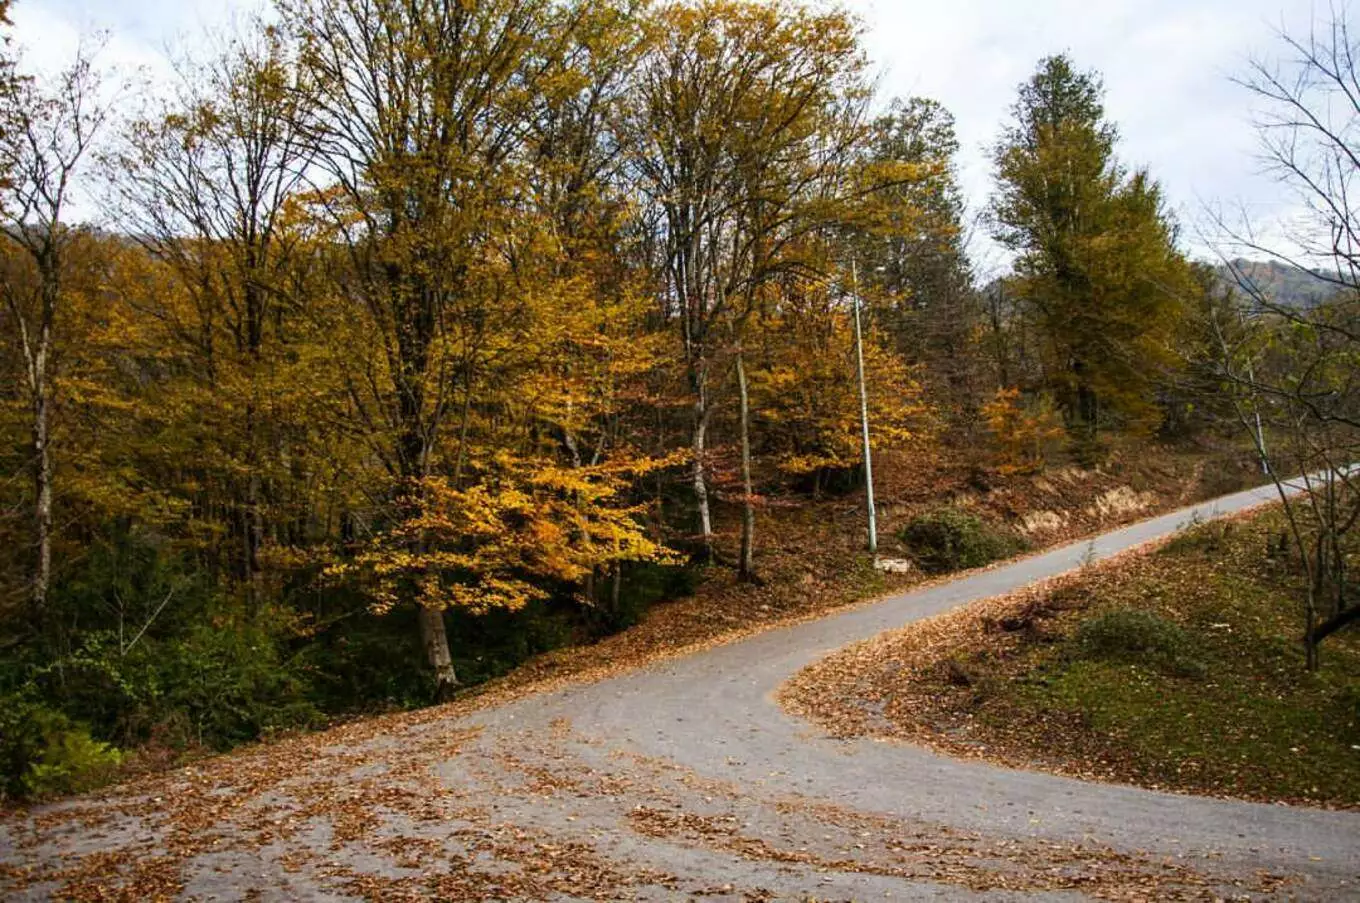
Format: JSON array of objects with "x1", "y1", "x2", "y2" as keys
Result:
[{"x1": 5, "y1": 480, "x2": 1359, "y2": 900}]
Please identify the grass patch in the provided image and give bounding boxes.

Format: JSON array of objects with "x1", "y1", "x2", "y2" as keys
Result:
[
  {"x1": 984, "y1": 514, "x2": 1360, "y2": 804},
  {"x1": 795, "y1": 508, "x2": 1360, "y2": 807}
]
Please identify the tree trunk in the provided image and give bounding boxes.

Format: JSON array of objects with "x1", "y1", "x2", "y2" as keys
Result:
[
  {"x1": 736, "y1": 349, "x2": 755, "y2": 580},
  {"x1": 27, "y1": 267, "x2": 57, "y2": 628},
  {"x1": 243, "y1": 275, "x2": 266, "y2": 613},
  {"x1": 1077, "y1": 385, "x2": 1096, "y2": 436},
  {"x1": 31, "y1": 340, "x2": 52, "y2": 624},
  {"x1": 1071, "y1": 357, "x2": 1100, "y2": 465},
  {"x1": 691, "y1": 376, "x2": 714, "y2": 563},
  {"x1": 610, "y1": 563, "x2": 622, "y2": 617},
  {"x1": 417, "y1": 604, "x2": 458, "y2": 700},
  {"x1": 244, "y1": 402, "x2": 264, "y2": 613},
  {"x1": 409, "y1": 481, "x2": 457, "y2": 694},
  {"x1": 392, "y1": 278, "x2": 458, "y2": 697}
]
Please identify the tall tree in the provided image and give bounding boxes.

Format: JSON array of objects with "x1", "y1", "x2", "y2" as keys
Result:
[
  {"x1": 111, "y1": 23, "x2": 315, "y2": 608},
  {"x1": 857, "y1": 98, "x2": 980, "y2": 416},
  {"x1": 281, "y1": 0, "x2": 570, "y2": 696},
  {"x1": 624, "y1": 0, "x2": 870, "y2": 575},
  {"x1": 0, "y1": 41, "x2": 111, "y2": 631},
  {"x1": 990, "y1": 55, "x2": 1192, "y2": 452}
]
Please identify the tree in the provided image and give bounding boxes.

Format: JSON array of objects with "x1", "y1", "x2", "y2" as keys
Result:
[
  {"x1": 857, "y1": 98, "x2": 981, "y2": 418},
  {"x1": 110, "y1": 22, "x2": 316, "y2": 609},
  {"x1": 1211, "y1": 8, "x2": 1360, "y2": 668},
  {"x1": 624, "y1": 0, "x2": 871, "y2": 576},
  {"x1": 990, "y1": 55, "x2": 1193, "y2": 453},
  {"x1": 283, "y1": 0, "x2": 680, "y2": 696},
  {"x1": 280, "y1": 0, "x2": 570, "y2": 696},
  {"x1": 752, "y1": 260, "x2": 929, "y2": 488},
  {"x1": 0, "y1": 40, "x2": 111, "y2": 632}
]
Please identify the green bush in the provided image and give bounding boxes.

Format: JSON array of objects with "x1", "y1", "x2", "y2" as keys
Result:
[
  {"x1": 1072, "y1": 608, "x2": 1206, "y2": 679},
  {"x1": 41, "y1": 609, "x2": 322, "y2": 752},
  {"x1": 0, "y1": 694, "x2": 123, "y2": 800},
  {"x1": 0, "y1": 525, "x2": 706, "y2": 800},
  {"x1": 898, "y1": 507, "x2": 1026, "y2": 574}
]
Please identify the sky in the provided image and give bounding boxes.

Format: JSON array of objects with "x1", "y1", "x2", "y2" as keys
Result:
[{"x1": 9, "y1": 0, "x2": 1326, "y2": 271}]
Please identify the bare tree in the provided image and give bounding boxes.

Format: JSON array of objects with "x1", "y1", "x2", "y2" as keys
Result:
[{"x1": 1212, "y1": 5, "x2": 1360, "y2": 668}]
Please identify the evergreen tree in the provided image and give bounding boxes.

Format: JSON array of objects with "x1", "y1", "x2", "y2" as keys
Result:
[{"x1": 990, "y1": 55, "x2": 1193, "y2": 452}]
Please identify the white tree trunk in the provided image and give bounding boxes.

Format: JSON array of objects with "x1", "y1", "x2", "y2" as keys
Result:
[
  {"x1": 31, "y1": 328, "x2": 52, "y2": 620},
  {"x1": 691, "y1": 390, "x2": 713, "y2": 562},
  {"x1": 736, "y1": 349, "x2": 755, "y2": 579},
  {"x1": 418, "y1": 604, "x2": 458, "y2": 700}
]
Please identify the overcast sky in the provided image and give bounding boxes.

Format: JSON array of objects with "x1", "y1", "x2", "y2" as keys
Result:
[{"x1": 10, "y1": 0, "x2": 1324, "y2": 270}]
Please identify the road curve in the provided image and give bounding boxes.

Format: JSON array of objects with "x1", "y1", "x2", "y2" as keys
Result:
[
  {"x1": 6, "y1": 480, "x2": 1359, "y2": 900},
  {"x1": 482, "y1": 479, "x2": 1359, "y2": 889}
]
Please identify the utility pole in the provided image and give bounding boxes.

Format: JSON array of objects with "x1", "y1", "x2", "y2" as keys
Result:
[{"x1": 850, "y1": 259, "x2": 878, "y2": 558}]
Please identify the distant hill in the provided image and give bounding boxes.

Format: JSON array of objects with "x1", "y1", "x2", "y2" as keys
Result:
[
  {"x1": 1215, "y1": 259, "x2": 1341, "y2": 309},
  {"x1": 982, "y1": 259, "x2": 1343, "y2": 310}
]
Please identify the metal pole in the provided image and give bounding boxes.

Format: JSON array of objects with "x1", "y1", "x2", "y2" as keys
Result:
[{"x1": 850, "y1": 259, "x2": 878, "y2": 558}]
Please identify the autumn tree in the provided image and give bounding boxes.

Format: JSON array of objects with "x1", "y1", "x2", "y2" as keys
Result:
[
  {"x1": 856, "y1": 98, "x2": 981, "y2": 417},
  {"x1": 624, "y1": 0, "x2": 872, "y2": 576},
  {"x1": 752, "y1": 260, "x2": 929, "y2": 488},
  {"x1": 109, "y1": 23, "x2": 318, "y2": 608},
  {"x1": 990, "y1": 55, "x2": 1193, "y2": 454},
  {"x1": 282, "y1": 0, "x2": 676, "y2": 696},
  {"x1": 521, "y1": 0, "x2": 669, "y2": 607},
  {"x1": 278, "y1": 0, "x2": 556, "y2": 696},
  {"x1": 0, "y1": 40, "x2": 112, "y2": 631}
]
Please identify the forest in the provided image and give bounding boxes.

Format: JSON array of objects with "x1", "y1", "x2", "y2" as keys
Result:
[{"x1": 1, "y1": 0, "x2": 1356, "y2": 801}]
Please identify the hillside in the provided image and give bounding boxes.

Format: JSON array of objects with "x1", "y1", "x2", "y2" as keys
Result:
[
  {"x1": 1217, "y1": 258, "x2": 1343, "y2": 308},
  {"x1": 783, "y1": 504, "x2": 1360, "y2": 808}
]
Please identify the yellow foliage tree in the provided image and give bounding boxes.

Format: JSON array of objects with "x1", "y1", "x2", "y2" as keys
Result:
[
  {"x1": 755, "y1": 273, "x2": 933, "y2": 484},
  {"x1": 328, "y1": 460, "x2": 677, "y2": 618},
  {"x1": 980, "y1": 387, "x2": 1065, "y2": 475}
]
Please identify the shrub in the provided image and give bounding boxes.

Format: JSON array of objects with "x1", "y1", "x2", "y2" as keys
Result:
[
  {"x1": 898, "y1": 507, "x2": 1026, "y2": 574},
  {"x1": 29, "y1": 607, "x2": 321, "y2": 754},
  {"x1": 1072, "y1": 608, "x2": 1206, "y2": 679},
  {"x1": 141, "y1": 613, "x2": 322, "y2": 749},
  {"x1": 0, "y1": 694, "x2": 123, "y2": 800}
]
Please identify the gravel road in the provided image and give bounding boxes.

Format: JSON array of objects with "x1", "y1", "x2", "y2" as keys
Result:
[{"x1": 4, "y1": 480, "x2": 1358, "y2": 900}]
